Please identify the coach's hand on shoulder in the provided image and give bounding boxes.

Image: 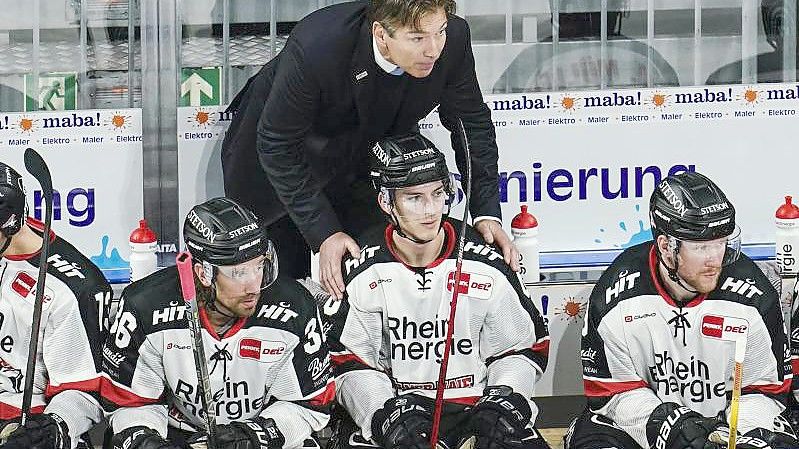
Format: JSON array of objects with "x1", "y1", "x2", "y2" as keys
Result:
[
  {"x1": 371, "y1": 394, "x2": 434, "y2": 449},
  {"x1": 646, "y1": 403, "x2": 723, "y2": 449},
  {"x1": 110, "y1": 426, "x2": 181, "y2": 449},
  {"x1": 473, "y1": 220, "x2": 519, "y2": 272},
  {"x1": 0, "y1": 413, "x2": 70, "y2": 449},
  {"x1": 186, "y1": 417, "x2": 285, "y2": 449},
  {"x1": 319, "y1": 231, "x2": 360, "y2": 300}
]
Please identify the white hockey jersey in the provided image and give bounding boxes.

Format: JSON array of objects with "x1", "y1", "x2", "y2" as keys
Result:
[
  {"x1": 100, "y1": 267, "x2": 334, "y2": 448},
  {"x1": 326, "y1": 220, "x2": 549, "y2": 439},
  {"x1": 583, "y1": 242, "x2": 791, "y2": 448},
  {"x1": 0, "y1": 218, "x2": 111, "y2": 445}
]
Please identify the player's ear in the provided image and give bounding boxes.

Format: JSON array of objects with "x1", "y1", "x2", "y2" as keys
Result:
[
  {"x1": 378, "y1": 190, "x2": 392, "y2": 215},
  {"x1": 656, "y1": 235, "x2": 675, "y2": 267},
  {"x1": 193, "y1": 262, "x2": 212, "y2": 287}
]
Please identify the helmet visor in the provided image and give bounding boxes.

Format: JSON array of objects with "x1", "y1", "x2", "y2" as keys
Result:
[
  {"x1": 675, "y1": 225, "x2": 742, "y2": 267},
  {"x1": 212, "y1": 239, "x2": 278, "y2": 290},
  {"x1": 382, "y1": 176, "x2": 455, "y2": 222}
]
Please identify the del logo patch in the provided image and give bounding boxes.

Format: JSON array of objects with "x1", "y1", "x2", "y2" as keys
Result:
[
  {"x1": 446, "y1": 271, "x2": 493, "y2": 299},
  {"x1": 238, "y1": 338, "x2": 286, "y2": 363},
  {"x1": 701, "y1": 315, "x2": 749, "y2": 340}
]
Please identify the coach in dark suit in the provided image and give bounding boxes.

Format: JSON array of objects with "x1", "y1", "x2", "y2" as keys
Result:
[{"x1": 222, "y1": 0, "x2": 517, "y2": 298}]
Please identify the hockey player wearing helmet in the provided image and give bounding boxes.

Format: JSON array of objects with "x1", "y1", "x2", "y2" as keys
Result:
[
  {"x1": 0, "y1": 162, "x2": 112, "y2": 449},
  {"x1": 100, "y1": 198, "x2": 333, "y2": 449},
  {"x1": 565, "y1": 171, "x2": 797, "y2": 449},
  {"x1": 323, "y1": 133, "x2": 550, "y2": 449}
]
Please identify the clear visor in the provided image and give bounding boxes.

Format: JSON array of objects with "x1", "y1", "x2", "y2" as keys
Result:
[
  {"x1": 672, "y1": 225, "x2": 742, "y2": 267},
  {"x1": 212, "y1": 240, "x2": 279, "y2": 290},
  {"x1": 382, "y1": 176, "x2": 455, "y2": 222}
]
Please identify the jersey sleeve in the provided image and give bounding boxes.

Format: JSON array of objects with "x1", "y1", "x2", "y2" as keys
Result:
[
  {"x1": 99, "y1": 292, "x2": 169, "y2": 435},
  {"x1": 582, "y1": 283, "x2": 662, "y2": 448},
  {"x1": 733, "y1": 269, "x2": 791, "y2": 433},
  {"x1": 259, "y1": 304, "x2": 333, "y2": 448},
  {"x1": 482, "y1": 272, "x2": 549, "y2": 399},
  {"x1": 325, "y1": 284, "x2": 395, "y2": 440}
]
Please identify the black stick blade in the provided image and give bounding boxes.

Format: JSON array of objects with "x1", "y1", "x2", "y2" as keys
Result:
[{"x1": 24, "y1": 148, "x2": 52, "y2": 193}]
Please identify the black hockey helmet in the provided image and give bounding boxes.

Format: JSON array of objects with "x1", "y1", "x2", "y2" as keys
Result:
[
  {"x1": 0, "y1": 162, "x2": 27, "y2": 239},
  {"x1": 369, "y1": 133, "x2": 453, "y2": 192},
  {"x1": 183, "y1": 197, "x2": 278, "y2": 286},
  {"x1": 650, "y1": 171, "x2": 736, "y2": 242}
]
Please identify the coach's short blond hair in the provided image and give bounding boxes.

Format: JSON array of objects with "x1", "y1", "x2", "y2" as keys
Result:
[{"x1": 369, "y1": 0, "x2": 456, "y2": 35}]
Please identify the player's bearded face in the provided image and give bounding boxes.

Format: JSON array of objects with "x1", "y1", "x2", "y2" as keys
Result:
[
  {"x1": 213, "y1": 256, "x2": 266, "y2": 317},
  {"x1": 674, "y1": 237, "x2": 727, "y2": 293},
  {"x1": 388, "y1": 181, "x2": 447, "y2": 242}
]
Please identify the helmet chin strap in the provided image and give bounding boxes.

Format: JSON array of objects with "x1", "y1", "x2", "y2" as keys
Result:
[{"x1": 656, "y1": 245, "x2": 700, "y2": 297}]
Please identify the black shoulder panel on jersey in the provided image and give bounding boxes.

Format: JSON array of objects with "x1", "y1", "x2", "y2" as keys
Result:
[
  {"x1": 120, "y1": 265, "x2": 188, "y2": 336},
  {"x1": 26, "y1": 235, "x2": 113, "y2": 370},
  {"x1": 588, "y1": 242, "x2": 655, "y2": 322},
  {"x1": 708, "y1": 253, "x2": 780, "y2": 313},
  {"x1": 244, "y1": 275, "x2": 319, "y2": 337},
  {"x1": 342, "y1": 224, "x2": 395, "y2": 284}
]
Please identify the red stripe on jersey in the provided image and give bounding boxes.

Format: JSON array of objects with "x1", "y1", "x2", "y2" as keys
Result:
[
  {"x1": 331, "y1": 353, "x2": 370, "y2": 368},
  {"x1": 0, "y1": 403, "x2": 45, "y2": 420},
  {"x1": 532, "y1": 339, "x2": 550, "y2": 354},
  {"x1": 583, "y1": 379, "x2": 648, "y2": 397},
  {"x1": 648, "y1": 246, "x2": 706, "y2": 308},
  {"x1": 792, "y1": 358, "x2": 799, "y2": 375},
  {"x1": 99, "y1": 377, "x2": 160, "y2": 407},
  {"x1": 446, "y1": 396, "x2": 480, "y2": 406},
  {"x1": 46, "y1": 377, "x2": 101, "y2": 397},
  {"x1": 309, "y1": 381, "x2": 336, "y2": 406},
  {"x1": 742, "y1": 378, "x2": 791, "y2": 395}
]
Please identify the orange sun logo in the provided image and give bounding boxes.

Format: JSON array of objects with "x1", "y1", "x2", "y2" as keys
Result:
[
  {"x1": 187, "y1": 108, "x2": 216, "y2": 128},
  {"x1": 559, "y1": 95, "x2": 580, "y2": 112},
  {"x1": 554, "y1": 296, "x2": 586, "y2": 322},
  {"x1": 17, "y1": 117, "x2": 35, "y2": 132},
  {"x1": 741, "y1": 88, "x2": 760, "y2": 105},
  {"x1": 107, "y1": 112, "x2": 133, "y2": 130},
  {"x1": 649, "y1": 92, "x2": 669, "y2": 108}
]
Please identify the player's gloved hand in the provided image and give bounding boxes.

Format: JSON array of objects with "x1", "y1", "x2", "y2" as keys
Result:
[
  {"x1": 707, "y1": 416, "x2": 799, "y2": 449},
  {"x1": 0, "y1": 413, "x2": 70, "y2": 449},
  {"x1": 371, "y1": 394, "x2": 434, "y2": 449},
  {"x1": 646, "y1": 402, "x2": 723, "y2": 449},
  {"x1": 110, "y1": 426, "x2": 181, "y2": 449},
  {"x1": 457, "y1": 386, "x2": 549, "y2": 449},
  {"x1": 186, "y1": 416, "x2": 285, "y2": 449}
]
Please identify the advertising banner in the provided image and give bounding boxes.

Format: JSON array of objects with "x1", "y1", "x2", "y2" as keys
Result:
[
  {"x1": 177, "y1": 82, "x2": 799, "y2": 265},
  {"x1": 0, "y1": 108, "x2": 143, "y2": 282}
]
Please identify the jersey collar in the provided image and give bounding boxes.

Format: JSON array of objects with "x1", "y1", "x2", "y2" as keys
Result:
[{"x1": 385, "y1": 221, "x2": 456, "y2": 271}]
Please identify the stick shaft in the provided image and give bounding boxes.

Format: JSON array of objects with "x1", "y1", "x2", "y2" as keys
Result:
[{"x1": 176, "y1": 252, "x2": 217, "y2": 449}]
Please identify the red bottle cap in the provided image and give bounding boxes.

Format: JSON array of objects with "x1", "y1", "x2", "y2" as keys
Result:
[
  {"x1": 511, "y1": 205, "x2": 538, "y2": 229},
  {"x1": 776, "y1": 196, "x2": 799, "y2": 219},
  {"x1": 130, "y1": 219, "x2": 157, "y2": 243}
]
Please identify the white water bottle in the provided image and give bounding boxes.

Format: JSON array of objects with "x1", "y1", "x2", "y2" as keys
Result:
[
  {"x1": 129, "y1": 219, "x2": 158, "y2": 282},
  {"x1": 511, "y1": 205, "x2": 540, "y2": 285}
]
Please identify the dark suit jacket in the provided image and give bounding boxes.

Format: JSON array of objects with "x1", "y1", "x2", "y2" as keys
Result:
[{"x1": 221, "y1": 0, "x2": 500, "y2": 250}]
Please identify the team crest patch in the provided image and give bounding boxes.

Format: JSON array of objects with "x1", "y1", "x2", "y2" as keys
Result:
[
  {"x1": 446, "y1": 271, "x2": 493, "y2": 299},
  {"x1": 11, "y1": 272, "x2": 53, "y2": 303}
]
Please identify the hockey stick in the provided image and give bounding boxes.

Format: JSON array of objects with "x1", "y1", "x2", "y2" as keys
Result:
[
  {"x1": 176, "y1": 252, "x2": 218, "y2": 449},
  {"x1": 708, "y1": 326, "x2": 749, "y2": 449},
  {"x1": 19, "y1": 148, "x2": 53, "y2": 426},
  {"x1": 430, "y1": 119, "x2": 472, "y2": 449}
]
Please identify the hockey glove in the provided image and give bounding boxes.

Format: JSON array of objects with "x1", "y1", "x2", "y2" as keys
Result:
[
  {"x1": 0, "y1": 413, "x2": 70, "y2": 449},
  {"x1": 458, "y1": 386, "x2": 549, "y2": 449},
  {"x1": 707, "y1": 417, "x2": 799, "y2": 449},
  {"x1": 370, "y1": 394, "x2": 434, "y2": 449},
  {"x1": 646, "y1": 402, "x2": 723, "y2": 449},
  {"x1": 110, "y1": 426, "x2": 181, "y2": 449},
  {"x1": 186, "y1": 416, "x2": 285, "y2": 449}
]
